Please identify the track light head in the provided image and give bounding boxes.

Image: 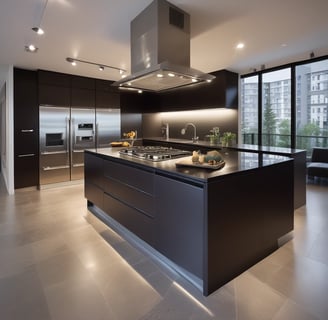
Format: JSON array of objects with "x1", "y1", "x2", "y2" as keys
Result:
[
  {"x1": 32, "y1": 27, "x2": 44, "y2": 35},
  {"x1": 66, "y1": 57, "x2": 77, "y2": 66}
]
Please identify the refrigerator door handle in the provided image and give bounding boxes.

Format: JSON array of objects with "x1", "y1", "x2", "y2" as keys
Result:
[
  {"x1": 42, "y1": 165, "x2": 70, "y2": 171},
  {"x1": 72, "y1": 163, "x2": 84, "y2": 168},
  {"x1": 66, "y1": 117, "x2": 70, "y2": 154},
  {"x1": 18, "y1": 153, "x2": 35, "y2": 158},
  {"x1": 72, "y1": 149, "x2": 85, "y2": 153},
  {"x1": 41, "y1": 151, "x2": 69, "y2": 155},
  {"x1": 21, "y1": 129, "x2": 34, "y2": 133},
  {"x1": 96, "y1": 123, "x2": 99, "y2": 146}
]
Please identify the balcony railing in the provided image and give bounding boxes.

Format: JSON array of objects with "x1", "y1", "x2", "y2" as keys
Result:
[{"x1": 242, "y1": 133, "x2": 328, "y2": 157}]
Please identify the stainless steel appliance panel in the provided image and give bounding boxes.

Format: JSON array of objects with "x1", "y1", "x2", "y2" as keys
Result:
[
  {"x1": 39, "y1": 105, "x2": 70, "y2": 185},
  {"x1": 96, "y1": 108, "x2": 121, "y2": 148},
  {"x1": 71, "y1": 108, "x2": 96, "y2": 180}
]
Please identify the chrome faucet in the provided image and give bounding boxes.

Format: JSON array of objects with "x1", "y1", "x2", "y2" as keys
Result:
[
  {"x1": 163, "y1": 123, "x2": 169, "y2": 140},
  {"x1": 181, "y1": 123, "x2": 198, "y2": 142}
]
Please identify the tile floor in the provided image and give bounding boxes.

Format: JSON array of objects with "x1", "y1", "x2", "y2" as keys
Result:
[{"x1": 0, "y1": 177, "x2": 327, "y2": 320}]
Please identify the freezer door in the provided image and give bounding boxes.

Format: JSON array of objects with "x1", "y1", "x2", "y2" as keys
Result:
[
  {"x1": 39, "y1": 105, "x2": 70, "y2": 185},
  {"x1": 96, "y1": 108, "x2": 121, "y2": 148},
  {"x1": 71, "y1": 108, "x2": 96, "y2": 180}
]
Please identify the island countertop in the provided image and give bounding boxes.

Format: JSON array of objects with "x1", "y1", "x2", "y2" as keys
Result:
[{"x1": 86, "y1": 147, "x2": 293, "y2": 184}]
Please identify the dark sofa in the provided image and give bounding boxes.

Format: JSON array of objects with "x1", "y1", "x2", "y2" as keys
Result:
[{"x1": 307, "y1": 147, "x2": 328, "y2": 178}]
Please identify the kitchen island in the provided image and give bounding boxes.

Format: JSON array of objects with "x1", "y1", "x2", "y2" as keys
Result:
[{"x1": 84, "y1": 147, "x2": 294, "y2": 296}]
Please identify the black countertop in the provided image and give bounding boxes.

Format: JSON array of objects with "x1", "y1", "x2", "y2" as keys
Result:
[
  {"x1": 143, "y1": 137, "x2": 306, "y2": 156},
  {"x1": 86, "y1": 147, "x2": 293, "y2": 184}
]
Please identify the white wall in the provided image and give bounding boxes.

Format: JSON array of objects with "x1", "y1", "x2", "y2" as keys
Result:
[{"x1": 0, "y1": 65, "x2": 14, "y2": 194}]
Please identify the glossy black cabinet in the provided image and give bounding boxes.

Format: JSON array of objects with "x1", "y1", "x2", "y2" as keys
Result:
[
  {"x1": 71, "y1": 76, "x2": 95, "y2": 108},
  {"x1": 38, "y1": 70, "x2": 71, "y2": 106},
  {"x1": 154, "y1": 174, "x2": 203, "y2": 278},
  {"x1": 102, "y1": 159, "x2": 155, "y2": 245},
  {"x1": 95, "y1": 79, "x2": 120, "y2": 109},
  {"x1": 84, "y1": 152, "x2": 104, "y2": 208},
  {"x1": 14, "y1": 68, "x2": 39, "y2": 188},
  {"x1": 159, "y1": 69, "x2": 238, "y2": 111}
]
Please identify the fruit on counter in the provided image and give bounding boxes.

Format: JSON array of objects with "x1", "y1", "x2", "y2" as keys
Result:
[
  {"x1": 123, "y1": 131, "x2": 136, "y2": 139},
  {"x1": 191, "y1": 150, "x2": 199, "y2": 163},
  {"x1": 204, "y1": 150, "x2": 222, "y2": 163},
  {"x1": 122, "y1": 141, "x2": 130, "y2": 147},
  {"x1": 190, "y1": 150, "x2": 222, "y2": 165}
]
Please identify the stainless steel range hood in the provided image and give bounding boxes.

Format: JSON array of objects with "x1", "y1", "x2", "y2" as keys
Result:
[{"x1": 113, "y1": 0, "x2": 215, "y2": 92}]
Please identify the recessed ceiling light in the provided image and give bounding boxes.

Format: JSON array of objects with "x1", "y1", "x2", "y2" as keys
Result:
[
  {"x1": 24, "y1": 44, "x2": 38, "y2": 52},
  {"x1": 236, "y1": 43, "x2": 245, "y2": 49},
  {"x1": 157, "y1": 73, "x2": 164, "y2": 78},
  {"x1": 168, "y1": 73, "x2": 175, "y2": 77},
  {"x1": 281, "y1": 43, "x2": 287, "y2": 47},
  {"x1": 191, "y1": 78, "x2": 198, "y2": 83}
]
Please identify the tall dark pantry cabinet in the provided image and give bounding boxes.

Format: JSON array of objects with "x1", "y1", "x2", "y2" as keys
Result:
[{"x1": 13, "y1": 68, "x2": 39, "y2": 189}]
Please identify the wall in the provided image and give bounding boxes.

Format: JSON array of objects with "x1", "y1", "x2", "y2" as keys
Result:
[
  {"x1": 142, "y1": 108, "x2": 238, "y2": 142},
  {"x1": 0, "y1": 65, "x2": 14, "y2": 194}
]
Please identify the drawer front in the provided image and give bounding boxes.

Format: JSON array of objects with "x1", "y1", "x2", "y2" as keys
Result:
[
  {"x1": 104, "y1": 160, "x2": 154, "y2": 194},
  {"x1": 85, "y1": 153, "x2": 104, "y2": 188},
  {"x1": 104, "y1": 176, "x2": 154, "y2": 217},
  {"x1": 85, "y1": 182, "x2": 104, "y2": 209},
  {"x1": 103, "y1": 193, "x2": 154, "y2": 245}
]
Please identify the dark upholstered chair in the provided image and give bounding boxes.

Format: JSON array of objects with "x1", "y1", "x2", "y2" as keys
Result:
[{"x1": 307, "y1": 147, "x2": 328, "y2": 178}]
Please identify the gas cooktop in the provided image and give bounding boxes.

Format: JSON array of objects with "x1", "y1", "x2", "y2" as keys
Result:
[{"x1": 119, "y1": 146, "x2": 192, "y2": 162}]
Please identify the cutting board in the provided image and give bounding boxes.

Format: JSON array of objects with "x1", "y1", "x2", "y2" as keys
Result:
[{"x1": 176, "y1": 158, "x2": 225, "y2": 170}]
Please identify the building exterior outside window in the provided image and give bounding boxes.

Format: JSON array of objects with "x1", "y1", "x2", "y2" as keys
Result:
[
  {"x1": 296, "y1": 60, "x2": 328, "y2": 154},
  {"x1": 241, "y1": 57, "x2": 328, "y2": 156}
]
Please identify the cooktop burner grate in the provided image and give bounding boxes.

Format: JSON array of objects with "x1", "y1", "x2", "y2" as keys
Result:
[{"x1": 119, "y1": 146, "x2": 191, "y2": 162}]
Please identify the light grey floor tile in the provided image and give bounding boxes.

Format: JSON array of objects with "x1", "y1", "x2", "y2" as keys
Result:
[
  {"x1": 0, "y1": 265, "x2": 52, "y2": 320},
  {"x1": 1, "y1": 180, "x2": 328, "y2": 320}
]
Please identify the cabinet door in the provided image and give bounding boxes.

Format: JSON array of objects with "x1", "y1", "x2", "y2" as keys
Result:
[
  {"x1": 38, "y1": 70, "x2": 71, "y2": 106},
  {"x1": 14, "y1": 68, "x2": 39, "y2": 188},
  {"x1": 159, "y1": 69, "x2": 238, "y2": 111},
  {"x1": 71, "y1": 88, "x2": 95, "y2": 108},
  {"x1": 39, "y1": 84, "x2": 71, "y2": 106},
  {"x1": 84, "y1": 153, "x2": 104, "y2": 208},
  {"x1": 154, "y1": 174, "x2": 204, "y2": 278}
]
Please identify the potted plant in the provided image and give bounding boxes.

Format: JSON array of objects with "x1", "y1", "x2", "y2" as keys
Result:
[
  {"x1": 221, "y1": 132, "x2": 236, "y2": 147},
  {"x1": 206, "y1": 127, "x2": 220, "y2": 145}
]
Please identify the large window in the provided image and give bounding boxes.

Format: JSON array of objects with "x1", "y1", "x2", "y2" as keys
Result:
[
  {"x1": 296, "y1": 60, "x2": 328, "y2": 155},
  {"x1": 241, "y1": 76, "x2": 259, "y2": 144},
  {"x1": 262, "y1": 68, "x2": 291, "y2": 147},
  {"x1": 241, "y1": 55, "x2": 328, "y2": 156}
]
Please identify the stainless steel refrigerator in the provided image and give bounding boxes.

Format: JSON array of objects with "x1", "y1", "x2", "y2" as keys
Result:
[{"x1": 39, "y1": 105, "x2": 120, "y2": 186}]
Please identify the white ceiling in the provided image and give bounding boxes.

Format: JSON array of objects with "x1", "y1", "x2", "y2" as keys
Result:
[{"x1": 1, "y1": 0, "x2": 328, "y2": 81}]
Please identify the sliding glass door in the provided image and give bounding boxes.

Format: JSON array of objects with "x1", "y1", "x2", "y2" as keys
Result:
[
  {"x1": 241, "y1": 76, "x2": 259, "y2": 144},
  {"x1": 261, "y1": 68, "x2": 291, "y2": 147}
]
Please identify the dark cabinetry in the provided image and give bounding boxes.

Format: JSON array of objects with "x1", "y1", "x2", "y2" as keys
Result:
[
  {"x1": 101, "y1": 159, "x2": 155, "y2": 244},
  {"x1": 154, "y1": 174, "x2": 203, "y2": 278},
  {"x1": 84, "y1": 152, "x2": 104, "y2": 208},
  {"x1": 95, "y1": 79, "x2": 120, "y2": 109},
  {"x1": 38, "y1": 70, "x2": 71, "y2": 106},
  {"x1": 71, "y1": 76, "x2": 95, "y2": 108},
  {"x1": 14, "y1": 68, "x2": 39, "y2": 188},
  {"x1": 159, "y1": 69, "x2": 238, "y2": 111}
]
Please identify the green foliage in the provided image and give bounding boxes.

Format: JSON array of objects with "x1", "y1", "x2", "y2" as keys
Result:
[
  {"x1": 278, "y1": 119, "x2": 291, "y2": 147},
  {"x1": 262, "y1": 103, "x2": 277, "y2": 146}
]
